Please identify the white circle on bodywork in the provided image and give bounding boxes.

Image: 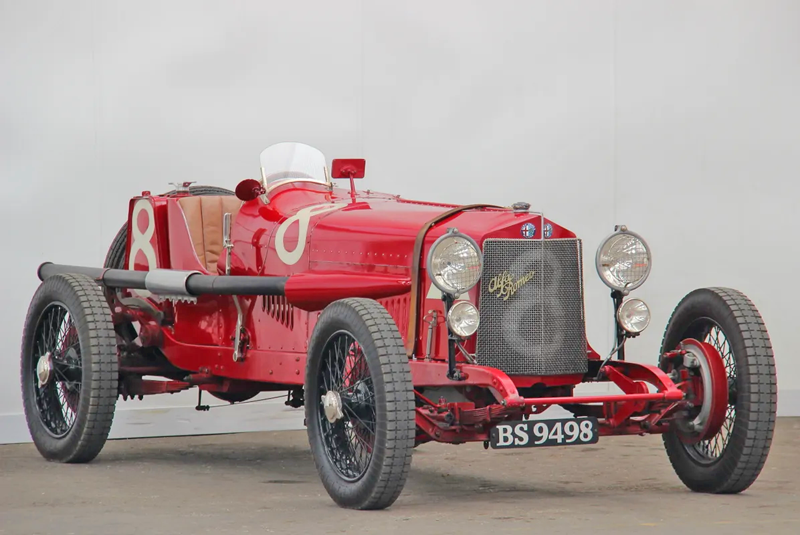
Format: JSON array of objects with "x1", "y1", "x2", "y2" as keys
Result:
[{"x1": 275, "y1": 203, "x2": 346, "y2": 265}]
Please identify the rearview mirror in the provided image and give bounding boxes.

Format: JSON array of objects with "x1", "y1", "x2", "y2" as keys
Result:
[
  {"x1": 235, "y1": 179, "x2": 266, "y2": 201},
  {"x1": 331, "y1": 159, "x2": 366, "y2": 179}
]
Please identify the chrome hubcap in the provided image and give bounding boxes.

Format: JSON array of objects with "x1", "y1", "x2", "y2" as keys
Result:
[
  {"x1": 36, "y1": 352, "x2": 53, "y2": 388},
  {"x1": 322, "y1": 390, "x2": 344, "y2": 423}
]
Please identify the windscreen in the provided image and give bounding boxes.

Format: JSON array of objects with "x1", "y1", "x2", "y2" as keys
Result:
[{"x1": 259, "y1": 142, "x2": 327, "y2": 186}]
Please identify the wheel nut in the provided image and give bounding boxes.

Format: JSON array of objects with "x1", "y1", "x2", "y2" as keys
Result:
[
  {"x1": 321, "y1": 391, "x2": 344, "y2": 423},
  {"x1": 36, "y1": 352, "x2": 53, "y2": 388}
]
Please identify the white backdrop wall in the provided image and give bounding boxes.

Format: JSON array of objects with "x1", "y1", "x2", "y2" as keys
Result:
[{"x1": 1, "y1": 0, "x2": 798, "y2": 443}]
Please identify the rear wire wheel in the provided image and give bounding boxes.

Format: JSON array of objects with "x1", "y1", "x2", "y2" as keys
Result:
[
  {"x1": 31, "y1": 303, "x2": 81, "y2": 436},
  {"x1": 305, "y1": 299, "x2": 414, "y2": 510},
  {"x1": 21, "y1": 273, "x2": 118, "y2": 463},
  {"x1": 661, "y1": 287, "x2": 777, "y2": 493}
]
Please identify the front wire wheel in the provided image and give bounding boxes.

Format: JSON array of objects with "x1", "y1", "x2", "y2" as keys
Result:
[
  {"x1": 306, "y1": 299, "x2": 414, "y2": 510},
  {"x1": 686, "y1": 324, "x2": 736, "y2": 463},
  {"x1": 318, "y1": 331, "x2": 376, "y2": 481},
  {"x1": 661, "y1": 287, "x2": 777, "y2": 493}
]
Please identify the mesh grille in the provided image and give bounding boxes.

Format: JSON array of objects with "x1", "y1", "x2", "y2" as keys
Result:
[{"x1": 476, "y1": 239, "x2": 588, "y2": 376}]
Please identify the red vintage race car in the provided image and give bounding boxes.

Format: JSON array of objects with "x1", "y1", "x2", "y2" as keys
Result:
[{"x1": 21, "y1": 142, "x2": 776, "y2": 509}]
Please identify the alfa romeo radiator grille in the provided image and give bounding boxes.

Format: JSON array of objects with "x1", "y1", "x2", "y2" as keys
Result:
[{"x1": 475, "y1": 239, "x2": 587, "y2": 376}]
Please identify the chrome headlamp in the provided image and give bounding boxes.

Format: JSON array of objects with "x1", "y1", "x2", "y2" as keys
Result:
[
  {"x1": 595, "y1": 226, "x2": 651, "y2": 293},
  {"x1": 617, "y1": 298, "x2": 651, "y2": 334},
  {"x1": 447, "y1": 301, "x2": 480, "y2": 338},
  {"x1": 426, "y1": 229, "x2": 483, "y2": 297}
]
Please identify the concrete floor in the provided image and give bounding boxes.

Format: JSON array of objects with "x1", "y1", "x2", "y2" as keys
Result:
[{"x1": 1, "y1": 419, "x2": 799, "y2": 535}]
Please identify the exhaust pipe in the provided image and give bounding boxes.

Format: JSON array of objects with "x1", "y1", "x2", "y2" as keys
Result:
[
  {"x1": 37, "y1": 262, "x2": 411, "y2": 311},
  {"x1": 37, "y1": 262, "x2": 287, "y2": 297}
]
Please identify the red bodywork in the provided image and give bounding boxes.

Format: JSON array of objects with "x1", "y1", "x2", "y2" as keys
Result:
[{"x1": 115, "y1": 178, "x2": 713, "y2": 444}]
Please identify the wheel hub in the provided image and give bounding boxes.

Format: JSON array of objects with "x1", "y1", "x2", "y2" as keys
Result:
[
  {"x1": 685, "y1": 348, "x2": 713, "y2": 433},
  {"x1": 322, "y1": 390, "x2": 344, "y2": 423},
  {"x1": 674, "y1": 339, "x2": 729, "y2": 443},
  {"x1": 36, "y1": 352, "x2": 53, "y2": 388}
]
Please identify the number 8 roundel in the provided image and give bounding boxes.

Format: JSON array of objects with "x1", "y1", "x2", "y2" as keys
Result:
[
  {"x1": 127, "y1": 199, "x2": 158, "y2": 297},
  {"x1": 129, "y1": 199, "x2": 157, "y2": 271}
]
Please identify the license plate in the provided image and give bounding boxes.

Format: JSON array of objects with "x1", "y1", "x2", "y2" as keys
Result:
[{"x1": 490, "y1": 417, "x2": 599, "y2": 449}]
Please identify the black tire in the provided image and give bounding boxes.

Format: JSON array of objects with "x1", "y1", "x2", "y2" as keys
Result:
[
  {"x1": 21, "y1": 273, "x2": 119, "y2": 463},
  {"x1": 660, "y1": 287, "x2": 777, "y2": 493},
  {"x1": 305, "y1": 298, "x2": 415, "y2": 510},
  {"x1": 104, "y1": 185, "x2": 234, "y2": 269}
]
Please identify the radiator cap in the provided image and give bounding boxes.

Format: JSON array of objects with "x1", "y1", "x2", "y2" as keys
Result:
[{"x1": 511, "y1": 201, "x2": 530, "y2": 213}]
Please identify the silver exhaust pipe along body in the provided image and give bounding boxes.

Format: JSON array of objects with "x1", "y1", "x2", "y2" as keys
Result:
[{"x1": 37, "y1": 262, "x2": 287, "y2": 297}]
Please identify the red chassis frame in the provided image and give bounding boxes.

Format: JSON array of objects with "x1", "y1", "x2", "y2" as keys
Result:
[
  {"x1": 410, "y1": 357, "x2": 691, "y2": 445},
  {"x1": 114, "y1": 278, "x2": 709, "y2": 445},
  {"x1": 79, "y1": 182, "x2": 721, "y2": 447},
  {"x1": 115, "y1": 327, "x2": 707, "y2": 444}
]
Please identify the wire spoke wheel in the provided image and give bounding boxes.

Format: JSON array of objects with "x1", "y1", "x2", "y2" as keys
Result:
[
  {"x1": 660, "y1": 287, "x2": 776, "y2": 494},
  {"x1": 21, "y1": 273, "x2": 118, "y2": 463},
  {"x1": 31, "y1": 303, "x2": 83, "y2": 437},
  {"x1": 306, "y1": 298, "x2": 414, "y2": 510},
  {"x1": 317, "y1": 331, "x2": 376, "y2": 481},
  {"x1": 681, "y1": 322, "x2": 736, "y2": 464}
]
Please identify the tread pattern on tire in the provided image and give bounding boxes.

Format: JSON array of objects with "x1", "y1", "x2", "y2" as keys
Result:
[
  {"x1": 307, "y1": 298, "x2": 415, "y2": 510},
  {"x1": 67, "y1": 274, "x2": 119, "y2": 462},
  {"x1": 21, "y1": 273, "x2": 119, "y2": 463},
  {"x1": 661, "y1": 287, "x2": 777, "y2": 494}
]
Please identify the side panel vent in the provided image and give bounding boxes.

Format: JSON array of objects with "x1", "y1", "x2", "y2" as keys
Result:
[{"x1": 264, "y1": 295, "x2": 295, "y2": 330}]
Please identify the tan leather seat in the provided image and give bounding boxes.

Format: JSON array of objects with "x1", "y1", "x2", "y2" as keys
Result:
[{"x1": 178, "y1": 196, "x2": 242, "y2": 272}]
